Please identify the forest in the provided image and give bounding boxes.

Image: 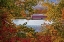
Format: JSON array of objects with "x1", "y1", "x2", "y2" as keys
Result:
[{"x1": 0, "y1": 0, "x2": 64, "y2": 42}]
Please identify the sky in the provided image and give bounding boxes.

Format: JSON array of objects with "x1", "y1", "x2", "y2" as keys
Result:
[
  {"x1": 50, "y1": 0, "x2": 56, "y2": 2},
  {"x1": 44, "y1": 0, "x2": 56, "y2": 2}
]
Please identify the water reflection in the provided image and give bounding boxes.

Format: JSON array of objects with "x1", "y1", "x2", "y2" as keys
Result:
[{"x1": 12, "y1": 19, "x2": 53, "y2": 32}]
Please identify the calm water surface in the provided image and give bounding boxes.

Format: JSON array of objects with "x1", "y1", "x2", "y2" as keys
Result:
[{"x1": 12, "y1": 19, "x2": 52, "y2": 32}]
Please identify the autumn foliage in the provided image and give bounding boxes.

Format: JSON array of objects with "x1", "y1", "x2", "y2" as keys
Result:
[{"x1": 1, "y1": 0, "x2": 64, "y2": 42}]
